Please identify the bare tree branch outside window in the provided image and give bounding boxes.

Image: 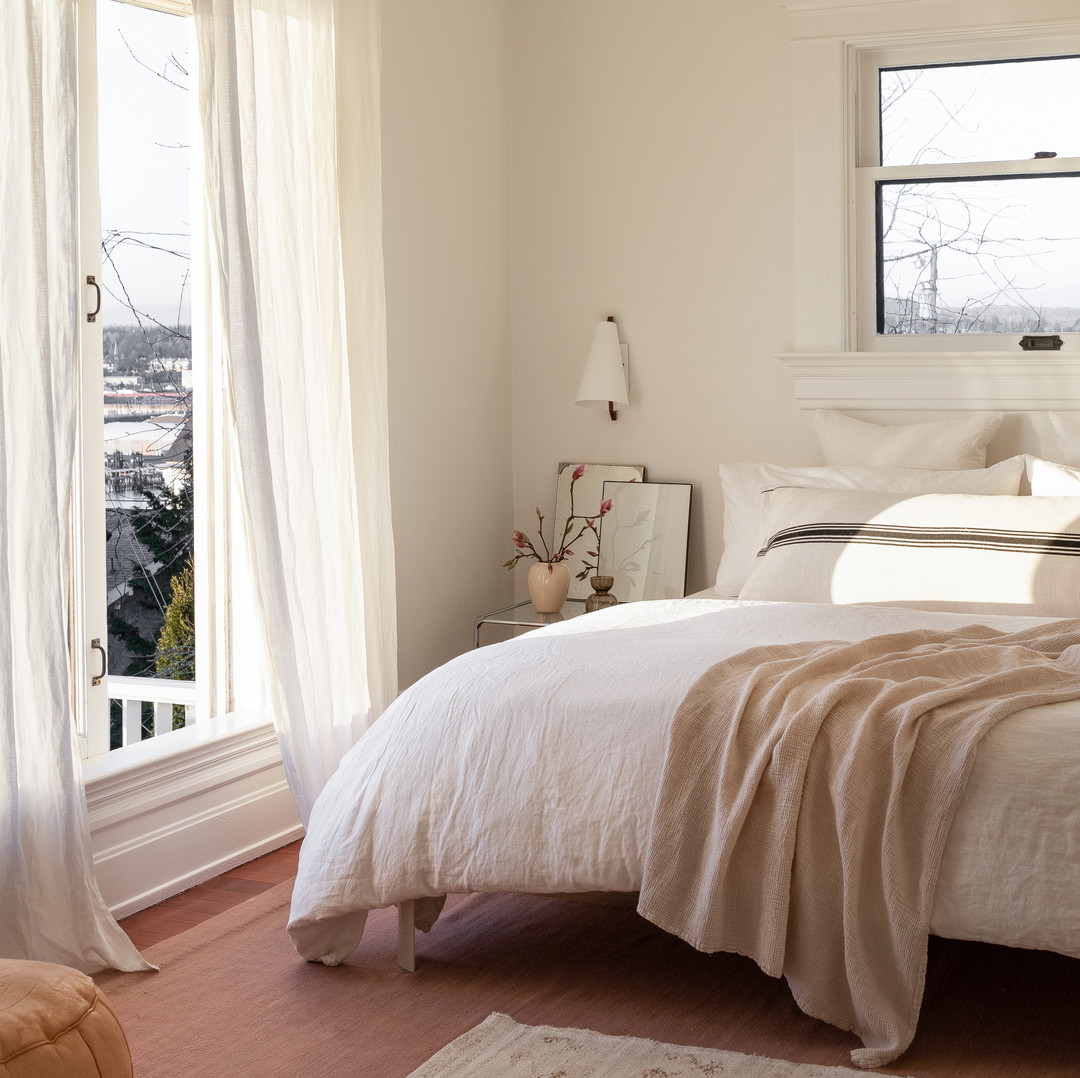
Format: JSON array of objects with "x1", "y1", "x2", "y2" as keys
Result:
[{"x1": 878, "y1": 62, "x2": 1080, "y2": 335}]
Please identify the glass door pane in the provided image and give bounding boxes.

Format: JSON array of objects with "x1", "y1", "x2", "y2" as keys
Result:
[{"x1": 98, "y1": 0, "x2": 195, "y2": 744}]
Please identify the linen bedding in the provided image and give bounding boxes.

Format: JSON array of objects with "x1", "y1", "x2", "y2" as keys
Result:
[
  {"x1": 638, "y1": 620, "x2": 1080, "y2": 1068},
  {"x1": 287, "y1": 598, "x2": 1080, "y2": 982}
]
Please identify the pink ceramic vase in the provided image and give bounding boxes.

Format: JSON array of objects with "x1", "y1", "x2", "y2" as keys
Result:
[{"x1": 527, "y1": 561, "x2": 571, "y2": 613}]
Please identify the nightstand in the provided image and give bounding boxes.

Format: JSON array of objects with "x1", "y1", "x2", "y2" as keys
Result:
[{"x1": 474, "y1": 599, "x2": 589, "y2": 647}]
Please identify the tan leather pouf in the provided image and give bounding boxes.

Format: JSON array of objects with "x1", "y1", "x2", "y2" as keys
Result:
[{"x1": 0, "y1": 960, "x2": 132, "y2": 1078}]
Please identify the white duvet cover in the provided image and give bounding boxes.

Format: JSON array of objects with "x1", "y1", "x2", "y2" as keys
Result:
[{"x1": 287, "y1": 599, "x2": 1080, "y2": 966}]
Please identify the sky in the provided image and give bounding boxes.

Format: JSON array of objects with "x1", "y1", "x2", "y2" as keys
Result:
[
  {"x1": 881, "y1": 56, "x2": 1080, "y2": 166},
  {"x1": 97, "y1": 0, "x2": 192, "y2": 327}
]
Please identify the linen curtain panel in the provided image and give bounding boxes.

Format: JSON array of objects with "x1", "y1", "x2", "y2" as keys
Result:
[
  {"x1": 0, "y1": 0, "x2": 149, "y2": 974},
  {"x1": 194, "y1": 0, "x2": 397, "y2": 824}
]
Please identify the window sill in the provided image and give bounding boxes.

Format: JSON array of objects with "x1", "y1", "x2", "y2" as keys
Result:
[
  {"x1": 776, "y1": 351, "x2": 1080, "y2": 411},
  {"x1": 83, "y1": 708, "x2": 273, "y2": 784},
  {"x1": 83, "y1": 709, "x2": 288, "y2": 834},
  {"x1": 84, "y1": 709, "x2": 302, "y2": 917}
]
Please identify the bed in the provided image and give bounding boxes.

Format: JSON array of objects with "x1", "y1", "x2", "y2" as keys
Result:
[{"x1": 287, "y1": 409, "x2": 1080, "y2": 1069}]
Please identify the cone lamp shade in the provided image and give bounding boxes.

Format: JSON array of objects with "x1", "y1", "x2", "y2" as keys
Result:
[{"x1": 576, "y1": 317, "x2": 629, "y2": 420}]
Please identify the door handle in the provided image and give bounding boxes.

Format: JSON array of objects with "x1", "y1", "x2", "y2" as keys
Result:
[
  {"x1": 86, "y1": 275, "x2": 101, "y2": 323},
  {"x1": 91, "y1": 638, "x2": 107, "y2": 686}
]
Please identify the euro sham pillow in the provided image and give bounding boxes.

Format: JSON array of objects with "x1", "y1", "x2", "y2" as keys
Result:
[
  {"x1": 713, "y1": 457, "x2": 1025, "y2": 597},
  {"x1": 814, "y1": 410, "x2": 1002, "y2": 470},
  {"x1": 1026, "y1": 456, "x2": 1080, "y2": 496},
  {"x1": 739, "y1": 488, "x2": 1080, "y2": 618},
  {"x1": 1050, "y1": 413, "x2": 1080, "y2": 466}
]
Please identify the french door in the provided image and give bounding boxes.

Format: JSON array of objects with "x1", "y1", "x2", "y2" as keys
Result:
[{"x1": 74, "y1": 0, "x2": 197, "y2": 757}]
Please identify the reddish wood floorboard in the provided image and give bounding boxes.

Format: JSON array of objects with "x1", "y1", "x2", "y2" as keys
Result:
[
  {"x1": 111, "y1": 838, "x2": 1080, "y2": 1075},
  {"x1": 118, "y1": 840, "x2": 301, "y2": 951}
]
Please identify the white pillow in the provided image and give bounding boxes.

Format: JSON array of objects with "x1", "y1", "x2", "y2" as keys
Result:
[
  {"x1": 1026, "y1": 456, "x2": 1080, "y2": 496},
  {"x1": 814, "y1": 410, "x2": 1002, "y2": 469},
  {"x1": 1050, "y1": 413, "x2": 1080, "y2": 467},
  {"x1": 713, "y1": 457, "x2": 1025, "y2": 597},
  {"x1": 739, "y1": 488, "x2": 1080, "y2": 618}
]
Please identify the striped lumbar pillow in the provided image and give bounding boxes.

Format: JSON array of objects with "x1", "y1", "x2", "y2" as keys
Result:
[
  {"x1": 739, "y1": 488, "x2": 1080, "y2": 618},
  {"x1": 713, "y1": 457, "x2": 1025, "y2": 597}
]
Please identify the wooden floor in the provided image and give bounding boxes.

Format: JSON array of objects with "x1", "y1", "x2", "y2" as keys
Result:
[
  {"x1": 117, "y1": 840, "x2": 302, "y2": 950},
  {"x1": 111, "y1": 839, "x2": 1080, "y2": 1076}
]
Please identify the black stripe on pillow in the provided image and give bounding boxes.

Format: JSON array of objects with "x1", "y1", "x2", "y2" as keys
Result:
[{"x1": 757, "y1": 523, "x2": 1080, "y2": 558}]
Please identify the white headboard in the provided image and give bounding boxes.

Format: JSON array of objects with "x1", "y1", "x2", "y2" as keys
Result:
[{"x1": 777, "y1": 352, "x2": 1080, "y2": 464}]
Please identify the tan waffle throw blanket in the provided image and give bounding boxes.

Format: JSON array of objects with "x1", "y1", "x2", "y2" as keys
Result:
[{"x1": 637, "y1": 620, "x2": 1080, "y2": 1070}]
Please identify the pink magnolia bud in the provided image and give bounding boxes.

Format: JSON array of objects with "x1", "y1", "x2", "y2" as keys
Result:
[
  {"x1": 599, "y1": 499, "x2": 612, "y2": 514},
  {"x1": 571, "y1": 464, "x2": 586, "y2": 481}
]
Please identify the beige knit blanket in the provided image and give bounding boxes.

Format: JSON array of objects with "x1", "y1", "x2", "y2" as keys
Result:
[{"x1": 637, "y1": 620, "x2": 1080, "y2": 1070}]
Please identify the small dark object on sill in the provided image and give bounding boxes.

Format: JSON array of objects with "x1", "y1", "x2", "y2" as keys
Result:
[{"x1": 1019, "y1": 335, "x2": 1063, "y2": 351}]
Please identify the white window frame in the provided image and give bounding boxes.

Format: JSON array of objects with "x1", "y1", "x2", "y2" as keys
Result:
[
  {"x1": 777, "y1": 0, "x2": 1080, "y2": 359},
  {"x1": 854, "y1": 38, "x2": 1080, "y2": 352},
  {"x1": 77, "y1": 0, "x2": 247, "y2": 765}
]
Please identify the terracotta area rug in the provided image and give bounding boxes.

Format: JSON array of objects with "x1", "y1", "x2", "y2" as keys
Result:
[{"x1": 406, "y1": 1012, "x2": 906, "y2": 1077}]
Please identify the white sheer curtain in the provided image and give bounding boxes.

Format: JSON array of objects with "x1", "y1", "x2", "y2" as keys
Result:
[
  {"x1": 0, "y1": 0, "x2": 150, "y2": 974},
  {"x1": 194, "y1": 0, "x2": 397, "y2": 825}
]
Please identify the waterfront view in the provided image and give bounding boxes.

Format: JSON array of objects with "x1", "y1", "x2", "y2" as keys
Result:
[
  {"x1": 103, "y1": 323, "x2": 193, "y2": 687},
  {"x1": 99, "y1": 0, "x2": 194, "y2": 721}
]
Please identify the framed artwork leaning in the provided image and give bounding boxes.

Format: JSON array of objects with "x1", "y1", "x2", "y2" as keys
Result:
[
  {"x1": 554, "y1": 462, "x2": 646, "y2": 599},
  {"x1": 598, "y1": 481, "x2": 692, "y2": 603}
]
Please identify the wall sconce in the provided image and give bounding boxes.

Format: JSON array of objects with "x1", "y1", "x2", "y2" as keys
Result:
[{"x1": 575, "y1": 316, "x2": 629, "y2": 421}]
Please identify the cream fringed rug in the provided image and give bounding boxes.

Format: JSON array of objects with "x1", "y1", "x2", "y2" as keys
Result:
[{"x1": 406, "y1": 1013, "x2": 912, "y2": 1078}]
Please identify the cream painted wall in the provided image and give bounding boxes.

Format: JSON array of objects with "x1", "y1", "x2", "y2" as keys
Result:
[
  {"x1": 380, "y1": 1, "x2": 514, "y2": 686},
  {"x1": 509, "y1": 0, "x2": 814, "y2": 598},
  {"x1": 379, "y1": 1, "x2": 818, "y2": 681}
]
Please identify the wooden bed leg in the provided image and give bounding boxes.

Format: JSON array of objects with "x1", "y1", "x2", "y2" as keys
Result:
[{"x1": 397, "y1": 900, "x2": 416, "y2": 972}]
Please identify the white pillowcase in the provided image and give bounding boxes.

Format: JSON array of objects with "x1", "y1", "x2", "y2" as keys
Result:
[
  {"x1": 739, "y1": 487, "x2": 1080, "y2": 618},
  {"x1": 1026, "y1": 456, "x2": 1080, "y2": 496},
  {"x1": 1050, "y1": 413, "x2": 1080, "y2": 467},
  {"x1": 815, "y1": 410, "x2": 1002, "y2": 470},
  {"x1": 713, "y1": 457, "x2": 1025, "y2": 597}
]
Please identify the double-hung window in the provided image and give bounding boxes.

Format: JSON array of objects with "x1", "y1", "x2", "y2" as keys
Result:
[{"x1": 854, "y1": 41, "x2": 1080, "y2": 351}]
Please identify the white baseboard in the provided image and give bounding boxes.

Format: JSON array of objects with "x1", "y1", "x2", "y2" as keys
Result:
[{"x1": 84, "y1": 715, "x2": 304, "y2": 918}]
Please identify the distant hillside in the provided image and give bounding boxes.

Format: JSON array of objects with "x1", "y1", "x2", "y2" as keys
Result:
[{"x1": 884, "y1": 298, "x2": 1080, "y2": 334}]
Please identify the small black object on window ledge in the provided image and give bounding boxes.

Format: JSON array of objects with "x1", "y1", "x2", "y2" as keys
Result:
[{"x1": 1019, "y1": 335, "x2": 1064, "y2": 351}]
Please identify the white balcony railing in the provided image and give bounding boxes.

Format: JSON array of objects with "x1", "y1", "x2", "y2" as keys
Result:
[{"x1": 107, "y1": 675, "x2": 197, "y2": 747}]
